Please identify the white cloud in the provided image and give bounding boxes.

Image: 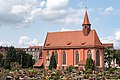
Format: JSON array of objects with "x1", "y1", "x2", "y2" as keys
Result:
[
  {"x1": 0, "y1": 41, "x2": 15, "y2": 47},
  {"x1": 115, "y1": 31, "x2": 120, "y2": 41},
  {"x1": 104, "y1": 6, "x2": 114, "y2": 14},
  {"x1": 0, "y1": 0, "x2": 37, "y2": 28},
  {"x1": 40, "y1": 1, "x2": 46, "y2": 8},
  {"x1": 11, "y1": 5, "x2": 28, "y2": 14},
  {"x1": 30, "y1": 39, "x2": 40, "y2": 46},
  {"x1": 53, "y1": 8, "x2": 84, "y2": 26},
  {"x1": 101, "y1": 31, "x2": 120, "y2": 49},
  {"x1": 19, "y1": 36, "x2": 30, "y2": 45},
  {"x1": 98, "y1": 6, "x2": 114, "y2": 15},
  {"x1": 0, "y1": 0, "x2": 86, "y2": 28},
  {"x1": 60, "y1": 28, "x2": 71, "y2": 31},
  {"x1": 0, "y1": 36, "x2": 42, "y2": 48},
  {"x1": 46, "y1": 0, "x2": 68, "y2": 10},
  {"x1": 19, "y1": 36, "x2": 41, "y2": 47}
]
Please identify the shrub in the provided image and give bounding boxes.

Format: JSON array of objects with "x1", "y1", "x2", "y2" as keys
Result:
[
  {"x1": 66, "y1": 65, "x2": 74, "y2": 72},
  {"x1": 10, "y1": 62, "x2": 20, "y2": 71},
  {"x1": 84, "y1": 69, "x2": 92, "y2": 74},
  {"x1": 85, "y1": 57, "x2": 95, "y2": 71},
  {"x1": 49, "y1": 52, "x2": 57, "y2": 70}
]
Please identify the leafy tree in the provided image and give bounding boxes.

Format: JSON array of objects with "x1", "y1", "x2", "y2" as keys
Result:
[
  {"x1": 116, "y1": 50, "x2": 120, "y2": 66},
  {"x1": 16, "y1": 50, "x2": 26, "y2": 67},
  {"x1": 10, "y1": 62, "x2": 20, "y2": 71},
  {"x1": 49, "y1": 52, "x2": 57, "y2": 70},
  {"x1": 104, "y1": 47, "x2": 117, "y2": 68},
  {"x1": 2, "y1": 46, "x2": 34, "y2": 69},
  {"x1": 26, "y1": 54, "x2": 33, "y2": 67},
  {"x1": 16, "y1": 50, "x2": 33, "y2": 68},
  {"x1": 85, "y1": 57, "x2": 95, "y2": 71},
  {"x1": 0, "y1": 53, "x2": 4, "y2": 67},
  {"x1": 4, "y1": 46, "x2": 17, "y2": 69}
]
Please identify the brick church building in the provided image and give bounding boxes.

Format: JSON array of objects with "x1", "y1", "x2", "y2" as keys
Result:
[{"x1": 42, "y1": 11, "x2": 104, "y2": 70}]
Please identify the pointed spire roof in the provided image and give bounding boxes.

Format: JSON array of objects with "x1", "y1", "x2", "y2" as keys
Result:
[{"x1": 82, "y1": 11, "x2": 91, "y2": 26}]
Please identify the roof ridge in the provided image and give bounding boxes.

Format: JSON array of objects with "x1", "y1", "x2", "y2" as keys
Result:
[{"x1": 48, "y1": 30, "x2": 81, "y2": 33}]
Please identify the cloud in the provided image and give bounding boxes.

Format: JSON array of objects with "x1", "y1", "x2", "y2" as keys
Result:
[
  {"x1": 11, "y1": 5, "x2": 28, "y2": 14},
  {"x1": 0, "y1": 0, "x2": 86, "y2": 28},
  {"x1": 40, "y1": 1, "x2": 46, "y2": 8},
  {"x1": 60, "y1": 28, "x2": 71, "y2": 31},
  {"x1": 19, "y1": 36, "x2": 41, "y2": 47},
  {"x1": 101, "y1": 31, "x2": 120, "y2": 49},
  {"x1": 53, "y1": 8, "x2": 84, "y2": 26},
  {"x1": 115, "y1": 31, "x2": 120, "y2": 41},
  {"x1": 0, "y1": 0, "x2": 38, "y2": 28},
  {"x1": 98, "y1": 6, "x2": 114, "y2": 15},
  {"x1": 19, "y1": 36, "x2": 30, "y2": 45},
  {"x1": 103, "y1": 6, "x2": 114, "y2": 15},
  {"x1": 0, "y1": 41, "x2": 15, "y2": 47},
  {"x1": 46, "y1": 0, "x2": 68, "y2": 10},
  {"x1": 29, "y1": 0, "x2": 86, "y2": 27},
  {"x1": 0, "y1": 35, "x2": 41, "y2": 48}
]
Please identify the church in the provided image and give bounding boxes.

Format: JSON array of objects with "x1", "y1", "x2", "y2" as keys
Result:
[{"x1": 42, "y1": 11, "x2": 104, "y2": 70}]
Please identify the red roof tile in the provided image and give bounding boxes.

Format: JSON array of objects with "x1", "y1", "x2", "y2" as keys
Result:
[
  {"x1": 44, "y1": 30, "x2": 103, "y2": 49},
  {"x1": 34, "y1": 59, "x2": 43, "y2": 67},
  {"x1": 102, "y1": 43, "x2": 113, "y2": 48},
  {"x1": 82, "y1": 11, "x2": 91, "y2": 26},
  {"x1": 29, "y1": 46, "x2": 41, "y2": 49}
]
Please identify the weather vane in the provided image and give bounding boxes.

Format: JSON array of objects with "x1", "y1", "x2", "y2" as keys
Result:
[
  {"x1": 85, "y1": 6, "x2": 87, "y2": 11},
  {"x1": 84, "y1": 0, "x2": 88, "y2": 11}
]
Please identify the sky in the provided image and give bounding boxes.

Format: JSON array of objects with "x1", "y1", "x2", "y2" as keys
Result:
[{"x1": 0, "y1": 0, "x2": 120, "y2": 49}]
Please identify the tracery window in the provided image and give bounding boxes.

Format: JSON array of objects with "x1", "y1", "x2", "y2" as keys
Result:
[
  {"x1": 46, "y1": 51, "x2": 50, "y2": 60},
  {"x1": 87, "y1": 50, "x2": 92, "y2": 58},
  {"x1": 75, "y1": 51, "x2": 79, "y2": 65},
  {"x1": 55, "y1": 51, "x2": 58, "y2": 64},
  {"x1": 62, "y1": 51, "x2": 66, "y2": 65},
  {"x1": 96, "y1": 50, "x2": 100, "y2": 66}
]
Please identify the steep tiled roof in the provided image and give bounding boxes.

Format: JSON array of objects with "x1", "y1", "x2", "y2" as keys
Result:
[
  {"x1": 34, "y1": 59, "x2": 43, "y2": 67},
  {"x1": 29, "y1": 46, "x2": 41, "y2": 49},
  {"x1": 82, "y1": 11, "x2": 91, "y2": 26},
  {"x1": 44, "y1": 30, "x2": 103, "y2": 49},
  {"x1": 103, "y1": 43, "x2": 113, "y2": 48}
]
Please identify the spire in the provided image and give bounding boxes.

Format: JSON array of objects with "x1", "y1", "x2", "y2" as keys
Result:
[
  {"x1": 82, "y1": 10, "x2": 91, "y2": 36},
  {"x1": 82, "y1": 11, "x2": 91, "y2": 26}
]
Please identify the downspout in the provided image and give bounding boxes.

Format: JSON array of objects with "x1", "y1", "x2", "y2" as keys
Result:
[{"x1": 73, "y1": 49, "x2": 74, "y2": 66}]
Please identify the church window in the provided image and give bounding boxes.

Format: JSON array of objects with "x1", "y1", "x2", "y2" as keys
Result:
[
  {"x1": 62, "y1": 51, "x2": 66, "y2": 65},
  {"x1": 96, "y1": 50, "x2": 100, "y2": 66},
  {"x1": 46, "y1": 51, "x2": 50, "y2": 60},
  {"x1": 75, "y1": 51, "x2": 79, "y2": 65},
  {"x1": 87, "y1": 50, "x2": 92, "y2": 58},
  {"x1": 55, "y1": 51, "x2": 58, "y2": 64}
]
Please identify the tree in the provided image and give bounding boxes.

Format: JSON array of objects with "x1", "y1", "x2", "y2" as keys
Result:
[
  {"x1": 115, "y1": 50, "x2": 120, "y2": 66},
  {"x1": 4, "y1": 46, "x2": 17, "y2": 69},
  {"x1": 104, "y1": 47, "x2": 117, "y2": 68},
  {"x1": 0, "y1": 53, "x2": 4, "y2": 67},
  {"x1": 49, "y1": 52, "x2": 57, "y2": 70},
  {"x1": 10, "y1": 62, "x2": 20, "y2": 71},
  {"x1": 3, "y1": 46, "x2": 34, "y2": 69},
  {"x1": 85, "y1": 57, "x2": 95, "y2": 71},
  {"x1": 26, "y1": 54, "x2": 33, "y2": 67},
  {"x1": 16, "y1": 50, "x2": 33, "y2": 68}
]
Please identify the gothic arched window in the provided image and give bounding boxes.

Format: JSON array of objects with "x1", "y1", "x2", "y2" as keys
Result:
[
  {"x1": 46, "y1": 51, "x2": 50, "y2": 60},
  {"x1": 87, "y1": 50, "x2": 92, "y2": 58},
  {"x1": 96, "y1": 50, "x2": 100, "y2": 66},
  {"x1": 62, "y1": 51, "x2": 66, "y2": 65},
  {"x1": 75, "y1": 51, "x2": 79, "y2": 65},
  {"x1": 55, "y1": 51, "x2": 58, "y2": 64}
]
